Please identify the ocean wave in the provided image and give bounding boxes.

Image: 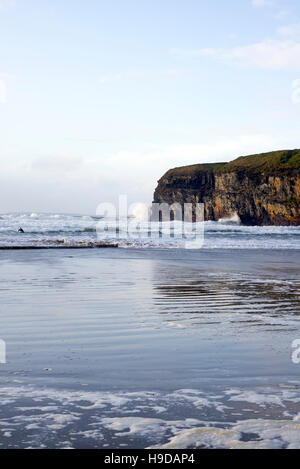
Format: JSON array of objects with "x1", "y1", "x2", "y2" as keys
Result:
[
  {"x1": 217, "y1": 212, "x2": 241, "y2": 225},
  {"x1": 0, "y1": 212, "x2": 299, "y2": 249}
]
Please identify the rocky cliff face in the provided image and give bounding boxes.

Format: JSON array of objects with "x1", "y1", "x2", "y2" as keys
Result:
[{"x1": 153, "y1": 150, "x2": 300, "y2": 225}]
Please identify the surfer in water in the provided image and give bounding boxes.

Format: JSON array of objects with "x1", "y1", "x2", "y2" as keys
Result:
[{"x1": 18, "y1": 227, "x2": 24, "y2": 233}]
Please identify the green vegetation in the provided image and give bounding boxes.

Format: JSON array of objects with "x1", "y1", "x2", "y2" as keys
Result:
[
  {"x1": 163, "y1": 150, "x2": 300, "y2": 179},
  {"x1": 163, "y1": 162, "x2": 226, "y2": 179},
  {"x1": 218, "y1": 149, "x2": 300, "y2": 174}
]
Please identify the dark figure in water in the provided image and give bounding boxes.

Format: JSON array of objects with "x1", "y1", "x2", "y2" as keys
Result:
[{"x1": 18, "y1": 227, "x2": 24, "y2": 233}]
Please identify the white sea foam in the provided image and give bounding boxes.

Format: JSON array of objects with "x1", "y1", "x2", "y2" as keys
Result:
[
  {"x1": 218, "y1": 212, "x2": 241, "y2": 224},
  {"x1": 0, "y1": 383, "x2": 299, "y2": 448},
  {"x1": 226, "y1": 389, "x2": 300, "y2": 407},
  {"x1": 151, "y1": 419, "x2": 300, "y2": 449}
]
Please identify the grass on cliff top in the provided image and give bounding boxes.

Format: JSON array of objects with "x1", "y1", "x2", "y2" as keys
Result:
[
  {"x1": 163, "y1": 149, "x2": 300, "y2": 179},
  {"x1": 218, "y1": 149, "x2": 300, "y2": 174},
  {"x1": 163, "y1": 162, "x2": 226, "y2": 178}
]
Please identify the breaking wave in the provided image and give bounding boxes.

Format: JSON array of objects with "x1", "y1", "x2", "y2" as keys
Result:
[
  {"x1": 0, "y1": 212, "x2": 299, "y2": 249},
  {"x1": 218, "y1": 212, "x2": 241, "y2": 224}
]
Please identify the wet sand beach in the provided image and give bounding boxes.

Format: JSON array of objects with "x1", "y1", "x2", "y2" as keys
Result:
[{"x1": 0, "y1": 247, "x2": 299, "y2": 448}]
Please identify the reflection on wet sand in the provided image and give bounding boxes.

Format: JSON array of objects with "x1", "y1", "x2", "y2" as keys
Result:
[{"x1": 152, "y1": 262, "x2": 300, "y2": 327}]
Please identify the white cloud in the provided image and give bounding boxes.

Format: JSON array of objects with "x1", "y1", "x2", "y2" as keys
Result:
[
  {"x1": 172, "y1": 13, "x2": 300, "y2": 71},
  {"x1": 226, "y1": 39, "x2": 300, "y2": 70},
  {"x1": 172, "y1": 38, "x2": 300, "y2": 71}
]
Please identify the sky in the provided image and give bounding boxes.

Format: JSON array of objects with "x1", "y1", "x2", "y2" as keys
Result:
[{"x1": 1, "y1": 0, "x2": 300, "y2": 214}]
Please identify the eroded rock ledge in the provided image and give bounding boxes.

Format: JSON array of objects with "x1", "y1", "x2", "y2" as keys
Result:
[{"x1": 153, "y1": 150, "x2": 300, "y2": 225}]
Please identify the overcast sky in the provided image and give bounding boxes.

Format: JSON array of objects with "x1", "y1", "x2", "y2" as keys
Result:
[{"x1": 1, "y1": 0, "x2": 300, "y2": 214}]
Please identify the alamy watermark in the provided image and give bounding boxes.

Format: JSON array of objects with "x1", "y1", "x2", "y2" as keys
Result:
[
  {"x1": 96, "y1": 195, "x2": 205, "y2": 249},
  {"x1": 292, "y1": 339, "x2": 300, "y2": 364},
  {"x1": 0, "y1": 340, "x2": 6, "y2": 364}
]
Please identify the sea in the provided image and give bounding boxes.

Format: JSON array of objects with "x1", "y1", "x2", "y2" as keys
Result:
[{"x1": 0, "y1": 212, "x2": 299, "y2": 449}]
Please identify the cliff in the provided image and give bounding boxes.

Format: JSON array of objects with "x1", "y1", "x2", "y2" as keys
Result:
[{"x1": 153, "y1": 150, "x2": 300, "y2": 225}]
